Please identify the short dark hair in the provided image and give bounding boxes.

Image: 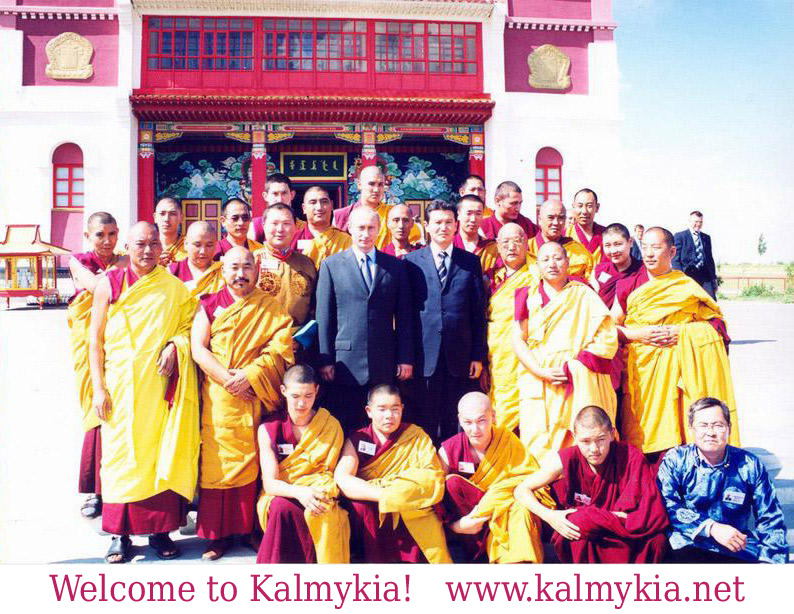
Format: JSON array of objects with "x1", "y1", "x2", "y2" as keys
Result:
[
  {"x1": 688, "y1": 397, "x2": 731, "y2": 427},
  {"x1": 222, "y1": 197, "x2": 252, "y2": 215},
  {"x1": 634, "y1": 224, "x2": 645, "y2": 231},
  {"x1": 459, "y1": 174, "x2": 485, "y2": 190},
  {"x1": 266, "y1": 173, "x2": 293, "y2": 191},
  {"x1": 303, "y1": 185, "x2": 330, "y2": 201},
  {"x1": 573, "y1": 406, "x2": 613, "y2": 432},
  {"x1": 86, "y1": 211, "x2": 117, "y2": 227},
  {"x1": 690, "y1": 210, "x2": 704, "y2": 218},
  {"x1": 456, "y1": 194, "x2": 485, "y2": 210},
  {"x1": 603, "y1": 222, "x2": 630, "y2": 240},
  {"x1": 573, "y1": 188, "x2": 599, "y2": 203},
  {"x1": 155, "y1": 195, "x2": 182, "y2": 212},
  {"x1": 425, "y1": 199, "x2": 457, "y2": 221},
  {"x1": 495, "y1": 181, "x2": 522, "y2": 200},
  {"x1": 283, "y1": 364, "x2": 317, "y2": 386},
  {"x1": 367, "y1": 383, "x2": 402, "y2": 405},
  {"x1": 266, "y1": 202, "x2": 296, "y2": 222},
  {"x1": 645, "y1": 226, "x2": 675, "y2": 248}
]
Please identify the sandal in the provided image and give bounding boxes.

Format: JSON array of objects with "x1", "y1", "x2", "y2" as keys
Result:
[
  {"x1": 202, "y1": 537, "x2": 231, "y2": 561},
  {"x1": 81, "y1": 495, "x2": 102, "y2": 519},
  {"x1": 149, "y1": 533, "x2": 180, "y2": 560},
  {"x1": 105, "y1": 536, "x2": 131, "y2": 564}
]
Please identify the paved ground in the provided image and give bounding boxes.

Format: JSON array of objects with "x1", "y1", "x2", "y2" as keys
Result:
[{"x1": 0, "y1": 300, "x2": 792, "y2": 564}]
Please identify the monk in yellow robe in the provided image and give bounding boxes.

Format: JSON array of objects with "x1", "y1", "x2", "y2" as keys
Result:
[
  {"x1": 168, "y1": 221, "x2": 224, "y2": 297},
  {"x1": 256, "y1": 364, "x2": 350, "y2": 563},
  {"x1": 68, "y1": 212, "x2": 126, "y2": 518},
  {"x1": 332, "y1": 166, "x2": 421, "y2": 249},
  {"x1": 191, "y1": 246, "x2": 294, "y2": 560},
  {"x1": 439, "y1": 393, "x2": 553, "y2": 563},
  {"x1": 528, "y1": 199, "x2": 594, "y2": 279},
  {"x1": 611, "y1": 227, "x2": 739, "y2": 460},
  {"x1": 334, "y1": 384, "x2": 452, "y2": 563},
  {"x1": 453, "y1": 194, "x2": 500, "y2": 273},
  {"x1": 484, "y1": 223, "x2": 537, "y2": 432},
  {"x1": 154, "y1": 196, "x2": 187, "y2": 265},
  {"x1": 512, "y1": 241, "x2": 618, "y2": 462},
  {"x1": 291, "y1": 185, "x2": 352, "y2": 267},
  {"x1": 89, "y1": 222, "x2": 199, "y2": 563},
  {"x1": 253, "y1": 203, "x2": 317, "y2": 331},
  {"x1": 566, "y1": 188, "x2": 607, "y2": 263}
]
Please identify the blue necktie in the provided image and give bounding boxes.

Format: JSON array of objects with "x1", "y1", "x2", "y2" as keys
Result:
[
  {"x1": 361, "y1": 254, "x2": 373, "y2": 290},
  {"x1": 694, "y1": 232, "x2": 704, "y2": 268},
  {"x1": 437, "y1": 251, "x2": 448, "y2": 286}
]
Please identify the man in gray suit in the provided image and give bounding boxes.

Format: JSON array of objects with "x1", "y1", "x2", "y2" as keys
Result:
[{"x1": 316, "y1": 207, "x2": 414, "y2": 432}]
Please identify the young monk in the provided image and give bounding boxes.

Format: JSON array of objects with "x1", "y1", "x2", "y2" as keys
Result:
[
  {"x1": 512, "y1": 241, "x2": 617, "y2": 462},
  {"x1": 191, "y1": 246, "x2": 294, "y2": 561},
  {"x1": 566, "y1": 188, "x2": 607, "y2": 262},
  {"x1": 334, "y1": 384, "x2": 452, "y2": 563},
  {"x1": 168, "y1": 221, "x2": 224, "y2": 296},
  {"x1": 590, "y1": 222, "x2": 642, "y2": 309},
  {"x1": 214, "y1": 198, "x2": 263, "y2": 259},
  {"x1": 291, "y1": 185, "x2": 352, "y2": 267},
  {"x1": 154, "y1": 196, "x2": 187, "y2": 265},
  {"x1": 515, "y1": 406, "x2": 669, "y2": 563},
  {"x1": 439, "y1": 392, "x2": 552, "y2": 563},
  {"x1": 527, "y1": 199, "x2": 594, "y2": 279},
  {"x1": 256, "y1": 364, "x2": 350, "y2": 564},
  {"x1": 453, "y1": 195, "x2": 500, "y2": 272},
  {"x1": 67, "y1": 212, "x2": 126, "y2": 518}
]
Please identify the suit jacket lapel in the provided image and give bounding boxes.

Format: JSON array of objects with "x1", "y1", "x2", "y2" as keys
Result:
[
  {"x1": 443, "y1": 247, "x2": 460, "y2": 292},
  {"x1": 420, "y1": 246, "x2": 442, "y2": 289},
  {"x1": 370, "y1": 249, "x2": 387, "y2": 296},
  {"x1": 345, "y1": 248, "x2": 370, "y2": 295}
]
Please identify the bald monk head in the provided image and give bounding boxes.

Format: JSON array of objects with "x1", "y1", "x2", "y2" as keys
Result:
[
  {"x1": 641, "y1": 227, "x2": 676, "y2": 277},
  {"x1": 572, "y1": 406, "x2": 616, "y2": 468},
  {"x1": 302, "y1": 186, "x2": 333, "y2": 231},
  {"x1": 264, "y1": 203, "x2": 296, "y2": 251},
  {"x1": 571, "y1": 188, "x2": 599, "y2": 233},
  {"x1": 365, "y1": 383, "x2": 404, "y2": 438},
  {"x1": 185, "y1": 221, "x2": 217, "y2": 272},
  {"x1": 85, "y1": 211, "x2": 119, "y2": 262},
  {"x1": 457, "y1": 391, "x2": 495, "y2": 453},
  {"x1": 357, "y1": 165, "x2": 386, "y2": 208},
  {"x1": 349, "y1": 205, "x2": 380, "y2": 253},
  {"x1": 387, "y1": 204, "x2": 414, "y2": 246},
  {"x1": 496, "y1": 222, "x2": 528, "y2": 270},
  {"x1": 536, "y1": 240, "x2": 569, "y2": 290},
  {"x1": 126, "y1": 222, "x2": 162, "y2": 275},
  {"x1": 537, "y1": 199, "x2": 567, "y2": 242},
  {"x1": 221, "y1": 246, "x2": 256, "y2": 297},
  {"x1": 280, "y1": 364, "x2": 319, "y2": 427}
]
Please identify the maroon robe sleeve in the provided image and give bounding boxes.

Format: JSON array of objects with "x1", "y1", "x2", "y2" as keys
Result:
[{"x1": 514, "y1": 286, "x2": 531, "y2": 320}]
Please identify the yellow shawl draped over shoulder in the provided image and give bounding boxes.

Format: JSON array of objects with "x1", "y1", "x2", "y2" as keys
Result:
[
  {"x1": 462, "y1": 427, "x2": 554, "y2": 563},
  {"x1": 200, "y1": 288, "x2": 293, "y2": 490},
  {"x1": 622, "y1": 270, "x2": 739, "y2": 453},
  {"x1": 358, "y1": 425, "x2": 452, "y2": 563},
  {"x1": 528, "y1": 237, "x2": 594, "y2": 279},
  {"x1": 257, "y1": 408, "x2": 350, "y2": 563},
  {"x1": 101, "y1": 266, "x2": 199, "y2": 503},
  {"x1": 188, "y1": 261, "x2": 225, "y2": 297},
  {"x1": 68, "y1": 290, "x2": 101, "y2": 431},
  {"x1": 301, "y1": 228, "x2": 353, "y2": 268}
]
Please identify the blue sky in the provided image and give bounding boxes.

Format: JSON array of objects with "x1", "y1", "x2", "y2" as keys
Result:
[{"x1": 612, "y1": 0, "x2": 794, "y2": 262}]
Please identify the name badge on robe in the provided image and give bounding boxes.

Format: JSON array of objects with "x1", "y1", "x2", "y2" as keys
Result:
[
  {"x1": 358, "y1": 440, "x2": 377, "y2": 456},
  {"x1": 297, "y1": 239, "x2": 313, "y2": 252},
  {"x1": 212, "y1": 306, "x2": 227, "y2": 319},
  {"x1": 574, "y1": 492, "x2": 592, "y2": 505},
  {"x1": 277, "y1": 443, "x2": 295, "y2": 456},
  {"x1": 261, "y1": 260, "x2": 279, "y2": 271},
  {"x1": 457, "y1": 461, "x2": 476, "y2": 474},
  {"x1": 723, "y1": 490, "x2": 746, "y2": 505},
  {"x1": 597, "y1": 271, "x2": 612, "y2": 284}
]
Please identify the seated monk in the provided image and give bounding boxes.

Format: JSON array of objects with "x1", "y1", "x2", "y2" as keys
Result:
[
  {"x1": 334, "y1": 384, "x2": 452, "y2": 563},
  {"x1": 512, "y1": 241, "x2": 617, "y2": 462},
  {"x1": 515, "y1": 406, "x2": 669, "y2": 563},
  {"x1": 291, "y1": 185, "x2": 352, "y2": 267},
  {"x1": 168, "y1": 221, "x2": 224, "y2": 296},
  {"x1": 67, "y1": 212, "x2": 126, "y2": 518},
  {"x1": 256, "y1": 365, "x2": 350, "y2": 563},
  {"x1": 439, "y1": 392, "x2": 552, "y2": 563},
  {"x1": 528, "y1": 199, "x2": 594, "y2": 279},
  {"x1": 191, "y1": 247, "x2": 294, "y2": 560}
]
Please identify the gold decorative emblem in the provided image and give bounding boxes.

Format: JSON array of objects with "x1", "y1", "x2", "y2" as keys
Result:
[
  {"x1": 45, "y1": 32, "x2": 94, "y2": 80},
  {"x1": 258, "y1": 271, "x2": 282, "y2": 296},
  {"x1": 289, "y1": 271, "x2": 311, "y2": 297},
  {"x1": 527, "y1": 44, "x2": 571, "y2": 90}
]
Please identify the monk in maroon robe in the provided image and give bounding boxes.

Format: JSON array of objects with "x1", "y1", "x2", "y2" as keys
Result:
[
  {"x1": 382, "y1": 204, "x2": 421, "y2": 258},
  {"x1": 214, "y1": 198, "x2": 262, "y2": 260},
  {"x1": 479, "y1": 181, "x2": 537, "y2": 240},
  {"x1": 515, "y1": 406, "x2": 669, "y2": 563},
  {"x1": 568, "y1": 188, "x2": 607, "y2": 262}
]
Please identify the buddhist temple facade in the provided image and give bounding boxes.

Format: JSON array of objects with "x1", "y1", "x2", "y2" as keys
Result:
[{"x1": 0, "y1": 0, "x2": 620, "y2": 258}]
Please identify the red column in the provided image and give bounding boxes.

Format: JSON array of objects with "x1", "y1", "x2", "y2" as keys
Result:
[
  {"x1": 251, "y1": 127, "x2": 267, "y2": 218},
  {"x1": 468, "y1": 129, "x2": 485, "y2": 180},
  {"x1": 361, "y1": 128, "x2": 377, "y2": 168},
  {"x1": 136, "y1": 124, "x2": 155, "y2": 223}
]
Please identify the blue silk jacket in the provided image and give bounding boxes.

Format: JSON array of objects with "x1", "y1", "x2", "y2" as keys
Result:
[{"x1": 657, "y1": 444, "x2": 788, "y2": 563}]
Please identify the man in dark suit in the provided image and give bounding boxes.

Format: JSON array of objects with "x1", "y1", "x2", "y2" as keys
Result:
[
  {"x1": 316, "y1": 206, "x2": 414, "y2": 433},
  {"x1": 673, "y1": 211, "x2": 718, "y2": 299},
  {"x1": 630, "y1": 224, "x2": 644, "y2": 262},
  {"x1": 404, "y1": 200, "x2": 487, "y2": 443}
]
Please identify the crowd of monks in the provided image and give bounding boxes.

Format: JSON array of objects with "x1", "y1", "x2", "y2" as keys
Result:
[{"x1": 65, "y1": 168, "x2": 788, "y2": 565}]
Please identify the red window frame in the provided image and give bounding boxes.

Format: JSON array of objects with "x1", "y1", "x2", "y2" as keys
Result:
[
  {"x1": 53, "y1": 164, "x2": 84, "y2": 209},
  {"x1": 535, "y1": 164, "x2": 562, "y2": 205},
  {"x1": 374, "y1": 20, "x2": 478, "y2": 75}
]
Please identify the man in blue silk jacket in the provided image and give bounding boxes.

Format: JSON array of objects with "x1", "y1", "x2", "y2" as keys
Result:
[{"x1": 658, "y1": 397, "x2": 788, "y2": 563}]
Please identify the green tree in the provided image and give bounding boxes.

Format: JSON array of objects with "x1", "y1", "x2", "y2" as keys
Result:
[{"x1": 757, "y1": 233, "x2": 767, "y2": 258}]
